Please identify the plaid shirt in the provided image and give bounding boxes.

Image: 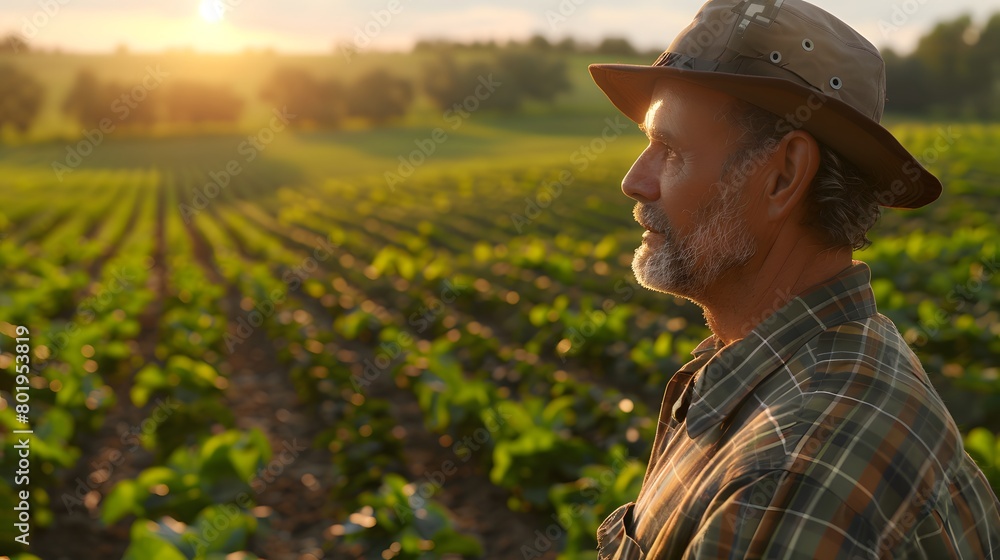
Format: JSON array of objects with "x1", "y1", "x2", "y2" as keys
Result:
[{"x1": 598, "y1": 263, "x2": 1000, "y2": 559}]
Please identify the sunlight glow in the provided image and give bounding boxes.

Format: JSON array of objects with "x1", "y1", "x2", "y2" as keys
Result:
[{"x1": 199, "y1": 0, "x2": 224, "y2": 23}]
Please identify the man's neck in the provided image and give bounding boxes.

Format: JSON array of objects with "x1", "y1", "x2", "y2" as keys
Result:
[{"x1": 698, "y1": 240, "x2": 854, "y2": 346}]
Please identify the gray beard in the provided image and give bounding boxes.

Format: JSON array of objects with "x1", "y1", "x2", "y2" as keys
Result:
[{"x1": 631, "y1": 179, "x2": 756, "y2": 299}]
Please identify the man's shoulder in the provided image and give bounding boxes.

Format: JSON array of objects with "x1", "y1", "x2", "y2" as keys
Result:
[
  {"x1": 787, "y1": 311, "x2": 937, "y2": 406},
  {"x1": 726, "y1": 310, "x2": 1000, "y2": 555},
  {"x1": 741, "y1": 312, "x2": 967, "y2": 480},
  {"x1": 748, "y1": 312, "x2": 987, "y2": 511}
]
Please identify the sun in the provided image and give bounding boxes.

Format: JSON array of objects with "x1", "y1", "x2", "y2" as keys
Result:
[{"x1": 198, "y1": 0, "x2": 225, "y2": 23}]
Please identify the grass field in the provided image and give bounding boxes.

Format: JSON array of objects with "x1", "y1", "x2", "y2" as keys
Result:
[{"x1": 1, "y1": 50, "x2": 999, "y2": 559}]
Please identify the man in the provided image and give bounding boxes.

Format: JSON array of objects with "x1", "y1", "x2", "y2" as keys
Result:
[{"x1": 588, "y1": 0, "x2": 1000, "y2": 558}]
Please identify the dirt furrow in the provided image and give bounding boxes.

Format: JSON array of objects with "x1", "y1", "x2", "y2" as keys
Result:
[{"x1": 178, "y1": 188, "x2": 340, "y2": 559}]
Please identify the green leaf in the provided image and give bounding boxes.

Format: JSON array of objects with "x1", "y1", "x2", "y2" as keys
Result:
[
  {"x1": 132, "y1": 364, "x2": 165, "y2": 407},
  {"x1": 490, "y1": 441, "x2": 513, "y2": 484},
  {"x1": 248, "y1": 427, "x2": 273, "y2": 463},
  {"x1": 137, "y1": 466, "x2": 179, "y2": 488},
  {"x1": 105, "y1": 340, "x2": 131, "y2": 359},
  {"x1": 190, "y1": 360, "x2": 220, "y2": 386},
  {"x1": 123, "y1": 521, "x2": 187, "y2": 560},
  {"x1": 36, "y1": 407, "x2": 73, "y2": 441},
  {"x1": 200, "y1": 431, "x2": 236, "y2": 465},
  {"x1": 229, "y1": 445, "x2": 260, "y2": 482},
  {"x1": 965, "y1": 428, "x2": 998, "y2": 472},
  {"x1": 191, "y1": 506, "x2": 253, "y2": 554},
  {"x1": 435, "y1": 530, "x2": 484, "y2": 556},
  {"x1": 397, "y1": 254, "x2": 415, "y2": 280},
  {"x1": 542, "y1": 395, "x2": 576, "y2": 427},
  {"x1": 54, "y1": 375, "x2": 82, "y2": 407},
  {"x1": 965, "y1": 429, "x2": 996, "y2": 458},
  {"x1": 102, "y1": 481, "x2": 142, "y2": 525}
]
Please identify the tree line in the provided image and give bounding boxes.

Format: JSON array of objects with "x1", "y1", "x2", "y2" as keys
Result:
[
  {"x1": 0, "y1": 44, "x2": 575, "y2": 136},
  {"x1": 61, "y1": 70, "x2": 241, "y2": 129},
  {"x1": 884, "y1": 13, "x2": 1000, "y2": 118},
  {"x1": 410, "y1": 34, "x2": 653, "y2": 58},
  {"x1": 262, "y1": 50, "x2": 571, "y2": 128},
  {"x1": 6, "y1": 14, "x2": 1000, "y2": 137}
]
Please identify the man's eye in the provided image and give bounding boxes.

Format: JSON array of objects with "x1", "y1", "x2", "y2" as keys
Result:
[{"x1": 651, "y1": 137, "x2": 672, "y2": 150}]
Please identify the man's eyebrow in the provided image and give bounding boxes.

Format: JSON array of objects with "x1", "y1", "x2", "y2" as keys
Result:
[{"x1": 638, "y1": 122, "x2": 673, "y2": 144}]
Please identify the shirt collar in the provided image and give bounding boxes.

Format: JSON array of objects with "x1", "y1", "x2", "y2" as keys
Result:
[{"x1": 683, "y1": 262, "x2": 879, "y2": 438}]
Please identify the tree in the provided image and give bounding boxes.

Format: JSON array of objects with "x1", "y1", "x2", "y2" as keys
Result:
[
  {"x1": 423, "y1": 52, "x2": 572, "y2": 113},
  {"x1": 346, "y1": 69, "x2": 414, "y2": 125},
  {"x1": 555, "y1": 37, "x2": 578, "y2": 53},
  {"x1": 883, "y1": 49, "x2": 930, "y2": 115},
  {"x1": 423, "y1": 54, "x2": 467, "y2": 111},
  {"x1": 0, "y1": 34, "x2": 28, "y2": 54},
  {"x1": 413, "y1": 39, "x2": 453, "y2": 53},
  {"x1": 846, "y1": 9, "x2": 1000, "y2": 118},
  {"x1": 528, "y1": 34, "x2": 552, "y2": 51},
  {"x1": 968, "y1": 14, "x2": 1000, "y2": 117},
  {"x1": 62, "y1": 70, "x2": 108, "y2": 128},
  {"x1": 497, "y1": 51, "x2": 572, "y2": 104},
  {"x1": 162, "y1": 81, "x2": 244, "y2": 124},
  {"x1": 63, "y1": 70, "x2": 161, "y2": 129},
  {"x1": 912, "y1": 15, "x2": 976, "y2": 109},
  {"x1": 105, "y1": 80, "x2": 159, "y2": 128},
  {"x1": 260, "y1": 66, "x2": 345, "y2": 128},
  {"x1": 595, "y1": 37, "x2": 638, "y2": 57},
  {"x1": 0, "y1": 64, "x2": 44, "y2": 135}
]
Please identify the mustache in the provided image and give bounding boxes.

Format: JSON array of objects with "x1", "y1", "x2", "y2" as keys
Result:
[{"x1": 633, "y1": 203, "x2": 671, "y2": 234}]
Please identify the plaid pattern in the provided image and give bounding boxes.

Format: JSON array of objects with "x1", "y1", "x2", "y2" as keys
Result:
[{"x1": 598, "y1": 263, "x2": 1000, "y2": 559}]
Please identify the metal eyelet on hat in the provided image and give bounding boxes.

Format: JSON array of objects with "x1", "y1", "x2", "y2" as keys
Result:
[
  {"x1": 802, "y1": 39, "x2": 814, "y2": 51},
  {"x1": 830, "y1": 76, "x2": 843, "y2": 90},
  {"x1": 770, "y1": 51, "x2": 782, "y2": 63}
]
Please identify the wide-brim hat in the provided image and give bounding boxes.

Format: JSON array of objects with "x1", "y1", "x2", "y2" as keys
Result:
[{"x1": 589, "y1": 0, "x2": 941, "y2": 209}]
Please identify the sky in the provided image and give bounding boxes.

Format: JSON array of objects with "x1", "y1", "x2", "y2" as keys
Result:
[{"x1": 4, "y1": 0, "x2": 1000, "y2": 55}]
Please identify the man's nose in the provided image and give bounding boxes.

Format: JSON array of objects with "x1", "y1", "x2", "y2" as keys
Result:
[{"x1": 621, "y1": 148, "x2": 661, "y2": 204}]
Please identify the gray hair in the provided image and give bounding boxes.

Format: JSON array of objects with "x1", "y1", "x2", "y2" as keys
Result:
[{"x1": 723, "y1": 101, "x2": 881, "y2": 251}]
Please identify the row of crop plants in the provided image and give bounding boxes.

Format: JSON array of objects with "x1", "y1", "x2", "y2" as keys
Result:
[
  {"x1": 87, "y1": 172, "x2": 270, "y2": 559},
  {"x1": 0, "y1": 170, "x2": 159, "y2": 556},
  {"x1": 218, "y1": 182, "x2": 663, "y2": 558}
]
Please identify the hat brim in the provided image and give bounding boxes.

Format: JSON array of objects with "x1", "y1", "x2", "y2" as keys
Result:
[{"x1": 589, "y1": 63, "x2": 941, "y2": 209}]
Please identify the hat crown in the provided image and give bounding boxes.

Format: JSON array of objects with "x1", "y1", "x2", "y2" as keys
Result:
[{"x1": 663, "y1": 0, "x2": 886, "y2": 121}]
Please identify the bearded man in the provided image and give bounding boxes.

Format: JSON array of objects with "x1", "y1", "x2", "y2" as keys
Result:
[{"x1": 588, "y1": 0, "x2": 1000, "y2": 558}]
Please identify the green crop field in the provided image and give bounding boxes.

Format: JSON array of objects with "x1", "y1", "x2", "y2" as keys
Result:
[{"x1": 1, "y1": 64, "x2": 1000, "y2": 559}]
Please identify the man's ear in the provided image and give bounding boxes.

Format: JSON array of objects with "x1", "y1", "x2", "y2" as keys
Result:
[{"x1": 766, "y1": 130, "x2": 820, "y2": 221}]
